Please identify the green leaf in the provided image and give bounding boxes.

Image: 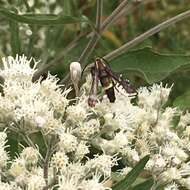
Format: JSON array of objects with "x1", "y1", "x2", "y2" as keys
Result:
[
  {"x1": 30, "y1": 132, "x2": 47, "y2": 157},
  {"x1": 112, "y1": 155, "x2": 150, "y2": 190},
  {"x1": 130, "y1": 178, "x2": 154, "y2": 190},
  {"x1": 0, "y1": 8, "x2": 88, "y2": 25},
  {"x1": 173, "y1": 89, "x2": 190, "y2": 110},
  {"x1": 9, "y1": 20, "x2": 21, "y2": 56},
  {"x1": 109, "y1": 47, "x2": 190, "y2": 84},
  {"x1": 7, "y1": 135, "x2": 19, "y2": 159}
]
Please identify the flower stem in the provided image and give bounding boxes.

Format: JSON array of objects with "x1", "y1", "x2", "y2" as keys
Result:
[
  {"x1": 43, "y1": 137, "x2": 55, "y2": 189},
  {"x1": 78, "y1": 0, "x2": 103, "y2": 64}
]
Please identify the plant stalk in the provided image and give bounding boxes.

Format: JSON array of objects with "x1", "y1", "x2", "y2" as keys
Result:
[{"x1": 78, "y1": 0, "x2": 103, "y2": 64}]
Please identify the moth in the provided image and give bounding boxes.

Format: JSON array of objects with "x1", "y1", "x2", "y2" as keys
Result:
[{"x1": 88, "y1": 57, "x2": 137, "y2": 107}]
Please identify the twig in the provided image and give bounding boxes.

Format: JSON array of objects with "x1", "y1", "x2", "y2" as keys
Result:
[
  {"x1": 99, "y1": 0, "x2": 129, "y2": 33},
  {"x1": 78, "y1": 0, "x2": 103, "y2": 64},
  {"x1": 78, "y1": 0, "x2": 131, "y2": 65},
  {"x1": 96, "y1": 0, "x2": 103, "y2": 31},
  {"x1": 104, "y1": 9, "x2": 190, "y2": 61},
  {"x1": 43, "y1": 137, "x2": 55, "y2": 189},
  {"x1": 43, "y1": 168, "x2": 57, "y2": 190},
  {"x1": 86, "y1": 0, "x2": 156, "y2": 38}
]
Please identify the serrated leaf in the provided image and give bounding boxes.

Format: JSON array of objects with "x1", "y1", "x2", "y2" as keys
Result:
[
  {"x1": 0, "y1": 8, "x2": 88, "y2": 25},
  {"x1": 112, "y1": 155, "x2": 150, "y2": 190},
  {"x1": 109, "y1": 47, "x2": 190, "y2": 84},
  {"x1": 130, "y1": 178, "x2": 154, "y2": 190},
  {"x1": 173, "y1": 90, "x2": 190, "y2": 110}
]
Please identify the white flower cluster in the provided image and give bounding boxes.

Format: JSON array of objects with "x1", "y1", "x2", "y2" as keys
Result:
[
  {"x1": 0, "y1": 55, "x2": 190, "y2": 189},
  {"x1": 0, "y1": 55, "x2": 69, "y2": 133}
]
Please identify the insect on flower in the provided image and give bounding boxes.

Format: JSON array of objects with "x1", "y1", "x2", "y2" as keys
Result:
[{"x1": 88, "y1": 57, "x2": 137, "y2": 107}]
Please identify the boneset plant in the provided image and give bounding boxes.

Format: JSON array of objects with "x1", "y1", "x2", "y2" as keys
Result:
[{"x1": 0, "y1": 1, "x2": 190, "y2": 190}]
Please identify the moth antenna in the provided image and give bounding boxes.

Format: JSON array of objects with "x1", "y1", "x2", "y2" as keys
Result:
[{"x1": 81, "y1": 63, "x2": 89, "y2": 79}]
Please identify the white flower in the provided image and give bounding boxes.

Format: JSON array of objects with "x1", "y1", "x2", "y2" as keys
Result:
[
  {"x1": 79, "y1": 175, "x2": 111, "y2": 190},
  {"x1": 138, "y1": 83, "x2": 172, "y2": 109},
  {"x1": 122, "y1": 147, "x2": 140, "y2": 164},
  {"x1": 98, "y1": 131, "x2": 129, "y2": 155},
  {"x1": 0, "y1": 55, "x2": 71, "y2": 133},
  {"x1": 159, "y1": 167, "x2": 181, "y2": 184},
  {"x1": 103, "y1": 113, "x2": 119, "y2": 130},
  {"x1": 0, "y1": 55, "x2": 38, "y2": 82},
  {"x1": 39, "y1": 74, "x2": 70, "y2": 113},
  {"x1": 62, "y1": 162, "x2": 86, "y2": 179},
  {"x1": 27, "y1": 0, "x2": 34, "y2": 7},
  {"x1": 0, "y1": 182, "x2": 22, "y2": 190},
  {"x1": 20, "y1": 147, "x2": 39, "y2": 166},
  {"x1": 27, "y1": 174, "x2": 46, "y2": 190},
  {"x1": 95, "y1": 138, "x2": 118, "y2": 155},
  {"x1": 152, "y1": 154, "x2": 166, "y2": 173},
  {"x1": 161, "y1": 143, "x2": 188, "y2": 163},
  {"x1": 51, "y1": 151, "x2": 68, "y2": 171},
  {"x1": 66, "y1": 104, "x2": 87, "y2": 124},
  {"x1": 162, "y1": 107, "x2": 178, "y2": 123},
  {"x1": 179, "y1": 177, "x2": 190, "y2": 189},
  {"x1": 180, "y1": 162, "x2": 190, "y2": 176},
  {"x1": 0, "y1": 182, "x2": 12, "y2": 190},
  {"x1": 113, "y1": 131, "x2": 128, "y2": 148},
  {"x1": 9, "y1": 158, "x2": 26, "y2": 177},
  {"x1": 58, "y1": 132, "x2": 78, "y2": 153},
  {"x1": 74, "y1": 119, "x2": 100, "y2": 139},
  {"x1": 57, "y1": 175, "x2": 79, "y2": 190},
  {"x1": 179, "y1": 111, "x2": 190, "y2": 128},
  {"x1": 184, "y1": 125, "x2": 190, "y2": 137},
  {"x1": 74, "y1": 141, "x2": 89, "y2": 160},
  {"x1": 35, "y1": 116, "x2": 46, "y2": 128},
  {"x1": 86, "y1": 154, "x2": 118, "y2": 177},
  {"x1": 175, "y1": 148, "x2": 188, "y2": 162},
  {"x1": 135, "y1": 138, "x2": 151, "y2": 157},
  {"x1": 164, "y1": 182, "x2": 179, "y2": 190}
]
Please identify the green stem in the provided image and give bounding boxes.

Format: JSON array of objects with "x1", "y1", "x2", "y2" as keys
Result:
[{"x1": 78, "y1": 0, "x2": 103, "y2": 64}]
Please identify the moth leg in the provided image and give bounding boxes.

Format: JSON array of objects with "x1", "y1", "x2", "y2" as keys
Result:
[{"x1": 88, "y1": 66, "x2": 99, "y2": 107}]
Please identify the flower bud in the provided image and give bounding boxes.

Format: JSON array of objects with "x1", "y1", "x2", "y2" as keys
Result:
[
  {"x1": 70, "y1": 62, "x2": 81, "y2": 84},
  {"x1": 70, "y1": 62, "x2": 81, "y2": 96}
]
